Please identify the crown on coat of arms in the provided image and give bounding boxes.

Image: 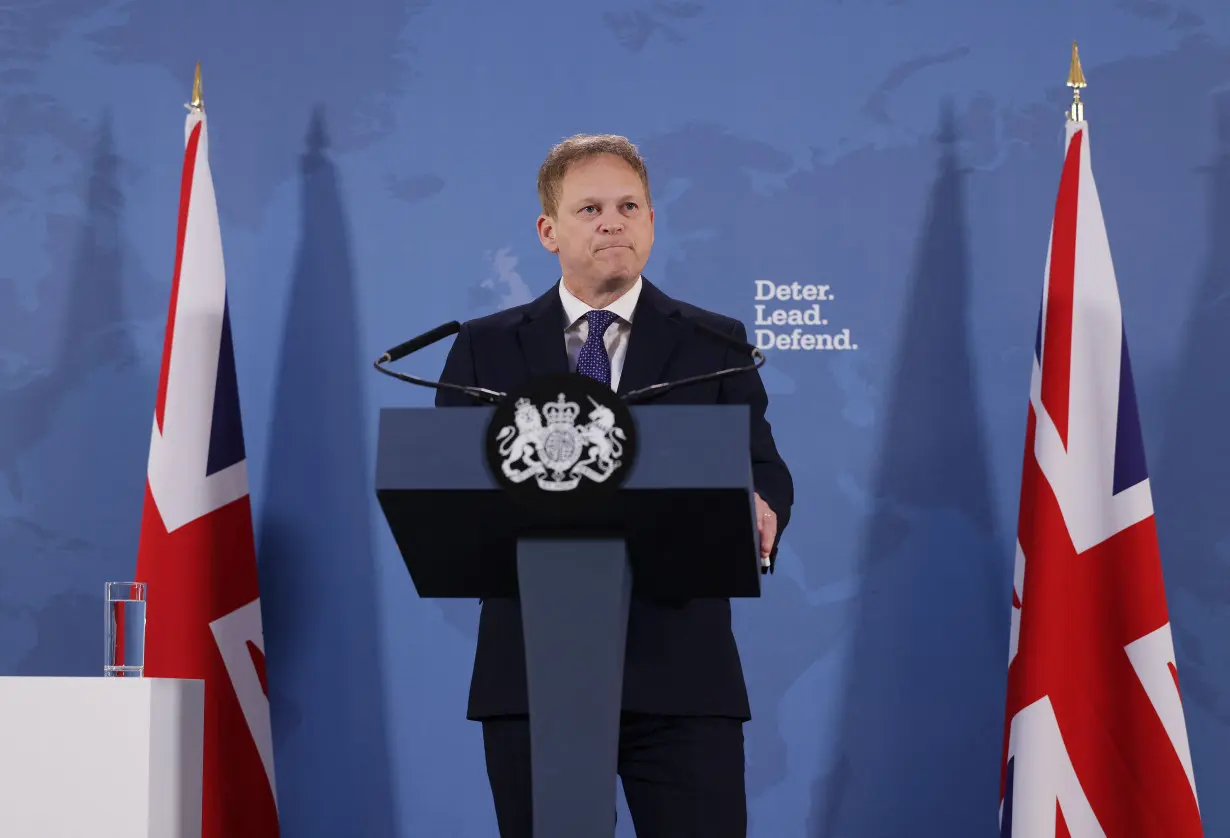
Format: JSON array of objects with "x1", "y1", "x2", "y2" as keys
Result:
[{"x1": 541, "y1": 394, "x2": 581, "y2": 424}]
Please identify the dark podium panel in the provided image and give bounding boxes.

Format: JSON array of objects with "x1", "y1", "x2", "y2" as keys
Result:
[
  {"x1": 375, "y1": 404, "x2": 761, "y2": 836},
  {"x1": 375, "y1": 404, "x2": 762, "y2": 600}
]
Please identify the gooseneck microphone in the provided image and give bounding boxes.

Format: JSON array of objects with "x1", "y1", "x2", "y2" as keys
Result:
[
  {"x1": 372, "y1": 321, "x2": 506, "y2": 405},
  {"x1": 375, "y1": 316, "x2": 766, "y2": 406},
  {"x1": 378, "y1": 321, "x2": 463, "y2": 365},
  {"x1": 620, "y1": 319, "x2": 766, "y2": 404}
]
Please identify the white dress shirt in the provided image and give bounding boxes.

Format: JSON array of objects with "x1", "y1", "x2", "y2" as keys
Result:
[{"x1": 559, "y1": 275, "x2": 643, "y2": 392}]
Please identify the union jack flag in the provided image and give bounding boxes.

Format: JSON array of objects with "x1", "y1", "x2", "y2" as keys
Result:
[
  {"x1": 998, "y1": 116, "x2": 1202, "y2": 836},
  {"x1": 134, "y1": 92, "x2": 280, "y2": 837}
]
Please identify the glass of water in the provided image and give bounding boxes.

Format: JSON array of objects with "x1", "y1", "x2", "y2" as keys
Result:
[{"x1": 104, "y1": 581, "x2": 147, "y2": 677}]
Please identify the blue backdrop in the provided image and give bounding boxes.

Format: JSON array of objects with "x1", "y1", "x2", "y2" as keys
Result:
[{"x1": 2, "y1": 1, "x2": 1229, "y2": 834}]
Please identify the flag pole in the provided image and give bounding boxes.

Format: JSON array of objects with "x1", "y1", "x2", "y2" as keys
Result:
[{"x1": 1067, "y1": 41, "x2": 1086, "y2": 122}]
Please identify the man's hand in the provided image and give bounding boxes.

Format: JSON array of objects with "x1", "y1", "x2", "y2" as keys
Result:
[{"x1": 754, "y1": 492, "x2": 777, "y2": 567}]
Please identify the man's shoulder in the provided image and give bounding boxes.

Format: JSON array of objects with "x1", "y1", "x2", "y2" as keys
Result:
[
  {"x1": 670, "y1": 297, "x2": 745, "y2": 338},
  {"x1": 639, "y1": 278, "x2": 745, "y2": 336},
  {"x1": 458, "y1": 302, "x2": 535, "y2": 335},
  {"x1": 457, "y1": 286, "x2": 554, "y2": 337}
]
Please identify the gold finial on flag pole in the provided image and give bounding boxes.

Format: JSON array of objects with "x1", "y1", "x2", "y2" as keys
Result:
[
  {"x1": 1067, "y1": 42, "x2": 1086, "y2": 122},
  {"x1": 188, "y1": 62, "x2": 204, "y2": 112}
]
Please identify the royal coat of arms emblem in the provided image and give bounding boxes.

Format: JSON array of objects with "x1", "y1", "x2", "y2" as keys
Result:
[
  {"x1": 483, "y1": 373, "x2": 639, "y2": 508},
  {"x1": 496, "y1": 393, "x2": 627, "y2": 491}
]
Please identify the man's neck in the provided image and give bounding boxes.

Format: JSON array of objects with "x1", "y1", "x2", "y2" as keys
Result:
[{"x1": 561, "y1": 275, "x2": 637, "y2": 310}]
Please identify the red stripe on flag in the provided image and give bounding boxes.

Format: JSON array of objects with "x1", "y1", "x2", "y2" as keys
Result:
[
  {"x1": 1039, "y1": 129, "x2": 1083, "y2": 449},
  {"x1": 154, "y1": 121, "x2": 203, "y2": 434}
]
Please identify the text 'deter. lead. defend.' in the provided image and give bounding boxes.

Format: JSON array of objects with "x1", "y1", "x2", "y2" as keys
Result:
[{"x1": 751, "y1": 279, "x2": 859, "y2": 351}]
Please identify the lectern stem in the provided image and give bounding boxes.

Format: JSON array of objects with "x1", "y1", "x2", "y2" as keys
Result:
[{"x1": 516, "y1": 537, "x2": 631, "y2": 838}]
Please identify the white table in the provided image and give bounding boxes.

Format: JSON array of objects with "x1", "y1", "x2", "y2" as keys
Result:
[{"x1": 0, "y1": 676, "x2": 204, "y2": 838}]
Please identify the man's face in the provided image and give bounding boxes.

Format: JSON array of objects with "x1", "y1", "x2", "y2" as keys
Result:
[{"x1": 537, "y1": 154, "x2": 654, "y2": 288}]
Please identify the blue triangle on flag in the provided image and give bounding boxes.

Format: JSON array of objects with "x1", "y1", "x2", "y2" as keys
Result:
[
  {"x1": 1112, "y1": 327, "x2": 1148, "y2": 494},
  {"x1": 1034, "y1": 302, "x2": 1043, "y2": 364},
  {"x1": 206, "y1": 294, "x2": 247, "y2": 476}
]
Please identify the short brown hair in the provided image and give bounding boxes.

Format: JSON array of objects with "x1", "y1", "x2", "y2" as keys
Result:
[{"x1": 537, "y1": 133, "x2": 652, "y2": 217}]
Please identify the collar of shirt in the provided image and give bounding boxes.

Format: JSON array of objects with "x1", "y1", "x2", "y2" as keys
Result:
[{"x1": 558, "y1": 275, "x2": 642, "y2": 331}]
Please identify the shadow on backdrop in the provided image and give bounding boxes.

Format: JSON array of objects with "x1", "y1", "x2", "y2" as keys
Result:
[
  {"x1": 256, "y1": 107, "x2": 398, "y2": 837},
  {"x1": 811, "y1": 104, "x2": 1009, "y2": 836},
  {"x1": 2, "y1": 113, "x2": 152, "y2": 676},
  {"x1": 1153, "y1": 91, "x2": 1230, "y2": 834},
  {"x1": 0, "y1": 113, "x2": 137, "y2": 501}
]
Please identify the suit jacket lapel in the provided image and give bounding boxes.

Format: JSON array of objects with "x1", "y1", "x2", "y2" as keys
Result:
[
  {"x1": 516, "y1": 284, "x2": 570, "y2": 379},
  {"x1": 617, "y1": 279, "x2": 683, "y2": 397}
]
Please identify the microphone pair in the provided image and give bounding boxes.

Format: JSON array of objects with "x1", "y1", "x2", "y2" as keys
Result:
[{"x1": 372, "y1": 317, "x2": 765, "y2": 405}]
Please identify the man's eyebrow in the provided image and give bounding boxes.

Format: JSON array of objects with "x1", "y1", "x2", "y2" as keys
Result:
[{"x1": 574, "y1": 194, "x2": 640, "y2": 206}]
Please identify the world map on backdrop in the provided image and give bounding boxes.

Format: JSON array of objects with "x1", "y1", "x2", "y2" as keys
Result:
[{"x1": 1, "y1": 1, "x2": 1229, "y2": 835}]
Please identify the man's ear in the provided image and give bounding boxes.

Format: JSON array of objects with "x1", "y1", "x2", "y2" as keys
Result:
[{"x1": 536, "y1": 214, "x2": 559, "y2": 253}]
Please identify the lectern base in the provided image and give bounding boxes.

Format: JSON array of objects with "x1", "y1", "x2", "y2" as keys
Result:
[{"x1": 517, "y1": 537, "x2": 631, "y2": 838}]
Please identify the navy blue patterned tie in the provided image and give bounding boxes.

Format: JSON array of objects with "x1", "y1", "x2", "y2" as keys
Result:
[{"x1": 575, "y1": 310, "x2": 618, "y2": 386}]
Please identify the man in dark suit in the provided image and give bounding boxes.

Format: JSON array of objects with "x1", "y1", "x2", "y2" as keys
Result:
[{"x1": 435, "y1": 133, "x2": 793, "y2": 837}]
